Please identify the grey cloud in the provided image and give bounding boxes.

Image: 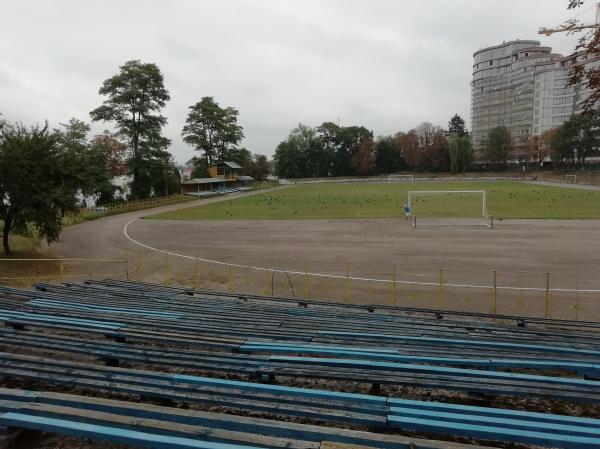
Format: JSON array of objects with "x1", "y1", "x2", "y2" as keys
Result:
[{"x1": 0, "y1": 0, "x2": 585, "y2": 163}]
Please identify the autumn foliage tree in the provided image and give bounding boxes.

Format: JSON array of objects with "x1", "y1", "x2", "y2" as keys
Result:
[
  {"x1": 395, "y1": 123, "x2": 448, "y2": 172},
  {"x1": 351, "y1": 137, "x2": 377, "y2": 175},
  {"x1": 525, "y1": 129, "x2": 555, "y2": 166},
  {"x1": 567, "y1": 1, "x2": 600, "y2": 112},
  {"x1": 395, "y1": 130, "x2": 420, "y2": 171},
  {"x1": 90, "y1": 131, "x2": 127, "y2": 177}
]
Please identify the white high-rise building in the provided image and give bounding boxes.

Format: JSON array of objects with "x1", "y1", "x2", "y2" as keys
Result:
[{"x1": 471, "y1": 39, "x2": 598, "y2": 163}]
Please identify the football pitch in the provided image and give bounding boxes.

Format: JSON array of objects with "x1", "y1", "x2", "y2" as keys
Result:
[{"x1": 149, "y1": 181, "x2": 600, "y2": 220}]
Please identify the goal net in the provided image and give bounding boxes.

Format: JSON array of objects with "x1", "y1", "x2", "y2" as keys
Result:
[
  {"x1": 388, "y1": 174, "x2": 414, "y2": 183},
  {"x1": 563, "y1": 174, "x2": 577, "y2": 183},
  {"x1": 408, "y1": 190, "x2": 492, "y2": 228}
]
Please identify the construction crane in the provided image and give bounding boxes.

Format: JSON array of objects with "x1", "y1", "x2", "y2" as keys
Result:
[{"x1": 538, "y1": 1, "x2": 600, "y2": 35}]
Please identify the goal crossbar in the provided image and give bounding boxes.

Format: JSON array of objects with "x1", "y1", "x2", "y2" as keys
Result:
[{"x1": 408, "y1": 190, "x2": 488, "y2": 217}]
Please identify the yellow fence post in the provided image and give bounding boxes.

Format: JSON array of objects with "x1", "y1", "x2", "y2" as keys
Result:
[
  {"x1": 575, "y1": 273, "x2": 580, "y2": 320},
  {"x1": 304, "y1": 262, "x2": 309, "y2": 299},
  {"x1": 135, "y1": 253, "x2": 142, "y2": 281},
  {"x1": 438, "y1": 268, "x2": 445, "y2": 310},
  {"x1": 164, "y1": 251, "x2": 171, "y2": 285},
  {"x1": 492, "y1": 270, "x2": 497, "y2": 314},
  {"x1": 228, "y1": 264, "x2": 233, "y2": 294},
  {"x1": 59, "y1": 261, "x2": 64, "y2": 283},
  {"x1": 545, "y1": 272, "x2": 551, "y2": 319},
  {"x1": 124, "y1": 248, "x2": 129, "y2": 280},
  {"x1": 194, "y1": 257, "x2": 200, "y2": 291},
  {"x1": 343, "y1": 263, "x2": 350, "y2": 304},
  {"x1": 392, "y1": 265, "x2": 397, "y2": 306},
  {"x1": 31, "y1": 228, "x2": 39, "y2": 254},
  {"x1": 263, "y1": 262, "x2": 270, "y2": 296}
]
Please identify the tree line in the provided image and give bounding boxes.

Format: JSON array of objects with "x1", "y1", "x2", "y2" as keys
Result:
[
  {"x1": 0, "y1": 59, "x2": 265, "y2": 255},
  {"x1": 273, "y1": 114, "x2": 472, "y2": 178},
  {"x1": 481, "y1": 111, "x2": 600, "y2": 169}
]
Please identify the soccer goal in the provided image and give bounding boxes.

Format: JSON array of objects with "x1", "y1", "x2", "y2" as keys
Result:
[
  {"x1": 563, "y1": 174, "x2": 577, "y2": 183},
  {"x1": 388, "y1": 174, "x2": 414, "y2": 183},
  {"x1": 408, "y1": 190, "x2": 493, "y2": 228}
]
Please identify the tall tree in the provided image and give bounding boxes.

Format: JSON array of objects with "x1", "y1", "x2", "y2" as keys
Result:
[
  {"x1": 448, "y1": 114, "x2": 468, "y2": 137},
  {"x1": 574, "y1": 112, "x2": 600, "y2": 165},
  {"x1": 485, "y1": 126, "x2": 513, "y2": 169},
  {"x1": 375, "y1": 135, "x2": 405, "y2": 173},
  {"x1": 551, "y1": 112, "x2": 600, "y2": 166},
  {"x1": 253, "y1": 154, "x2": 270, "y2": 181},
  {"x1": 0, "y1": 123, "x2": 83, "y2": 254},
  {"x1": 90, "y1": 60, "x2": 171, "y2": 199},
  {"x1": 181, "y1": 97, "x2": 244, "y2": 165},
  {"x1": 316, "y1": 121, "x2": 341, "y2": 176},
  {"x1": 567, "y1": 1, "x2": 600, "y2": 112},
  {"x1": 315, "y1": 122, "x2": 372, "y2": 176},
  {"x1": 217, "y1": 106, "x2": 244, "y2": 161},
  {"x1": 448, "y1": 134, "x2": 472, "y2": 174},
  {"x1": 274, "y1": 124, "x2": 324, "y2": 178}
]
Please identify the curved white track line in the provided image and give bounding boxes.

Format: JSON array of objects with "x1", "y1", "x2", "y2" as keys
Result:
[{"x1": 123, "y1": 218, "x2": 600, "y2": 293}]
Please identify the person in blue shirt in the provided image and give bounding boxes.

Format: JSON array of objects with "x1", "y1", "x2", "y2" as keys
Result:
[{"x1": 403, "y1": 203, "x2": 412, "y2": 222}]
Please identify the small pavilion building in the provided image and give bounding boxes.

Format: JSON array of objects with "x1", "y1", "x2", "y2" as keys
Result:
[{"x1": 180, "y1": 162, "x2": 253, "y2": 196}]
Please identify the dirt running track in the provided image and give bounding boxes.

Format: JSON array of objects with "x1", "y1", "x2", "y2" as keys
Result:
[{"x1": 54, "y1": 187, "x2": 600, "y2": 320}]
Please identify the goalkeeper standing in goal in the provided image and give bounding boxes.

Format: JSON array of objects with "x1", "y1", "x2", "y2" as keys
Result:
[{"x1": 403, "y1": 203, "x2": 412, "y2": 222}]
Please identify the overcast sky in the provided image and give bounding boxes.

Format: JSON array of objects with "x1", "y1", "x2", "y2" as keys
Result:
[{"x1": 0, "y1": 1, "x2": 592, "y2": 163}]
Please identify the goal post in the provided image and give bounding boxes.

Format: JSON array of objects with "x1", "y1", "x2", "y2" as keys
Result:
[
  {"x1": 407, "y1": 190, "x2": 492, "y2": 228},
  {"x1": 563, "y1": 174, "x2": 577, "y2": 183},
  {"x1": 388, "y1": 174, "x2": 414, "y2": 183}
]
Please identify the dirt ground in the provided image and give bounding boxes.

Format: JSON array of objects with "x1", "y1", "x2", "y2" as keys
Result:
[{"x1": 50, "y1": 187, "x2": 600, "y2": 320}]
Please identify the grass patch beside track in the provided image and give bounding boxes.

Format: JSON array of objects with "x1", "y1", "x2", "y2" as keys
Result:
[{"x1": 147, "y1": 181, "x2": 600, "y2": 220}]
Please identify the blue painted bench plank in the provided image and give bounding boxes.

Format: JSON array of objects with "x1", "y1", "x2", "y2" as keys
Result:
[
  {"x1": 389, "y1": 406, "x2": 600, "y2": 437},
  {"x1": 242, "y1": 342, "x2": 600, "y2": 376},
  {"x1": 27, "y1": 299, "x2": 183, "y2": 319},
  {"x1": 0, "y1": 412, "x2": 264, "y2": 449},
  {"x1": 32, "y1": 392, "x2": 410, "y2": 448},
  {"x1": 318, "y1": 331, "x2": 600, "y2": 357},
  {"x1": 387, "y1": 415, "x2": 600, "y2": 449},
  {"x1": 387, "y1": 398, "x2": 600, "y2": 428},
  {"x1": 171, "y1": 374, "x2": 386, "y2": 405},
  {"x1": 0, "y1": 309, "x2": 124, "y2": 330},
  {"x1": 268, "y1": 356, "x2": 600, "y2": 388}
]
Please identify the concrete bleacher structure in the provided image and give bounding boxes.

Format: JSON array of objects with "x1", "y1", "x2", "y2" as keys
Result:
[{"x1": 0, "y1": 280, "x2": 599, "y2": 448}]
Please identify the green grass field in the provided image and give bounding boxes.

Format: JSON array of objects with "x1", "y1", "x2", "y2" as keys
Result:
[{"x1": 148, "y1": 181, "x2": 600, "y2": 220}]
